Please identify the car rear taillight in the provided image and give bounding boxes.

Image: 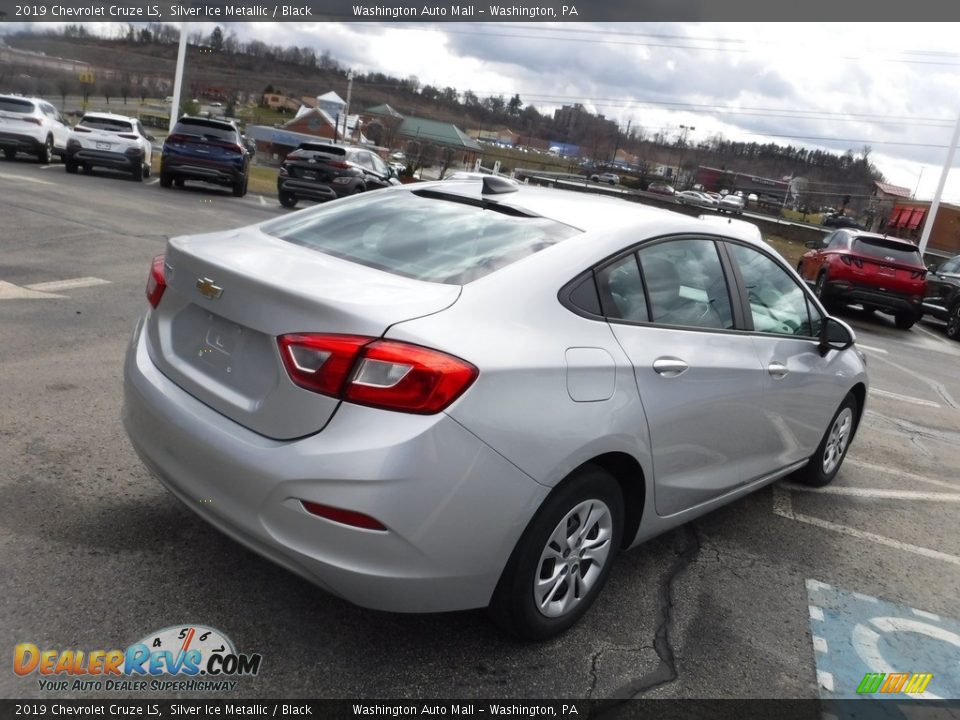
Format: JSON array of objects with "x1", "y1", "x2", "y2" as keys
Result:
[
  {"x1": 277, "y1": 334, "x2": 478, "y2": 414},
  {"x1": 278, "y1": 165, "x2": 289, "y2": 176},
  {"x1": 327, "y1": 160, "x2": 350, "y2": 169},
  {"x1": 165, "y1": 134, "x2": 187, "y2": 144},
  {"x1": 839, "y1": 255, "x2": 863, "y2": 268},
  {"x1": 118, "y1": 133, "x2": 139, "y2": 140},
  {"x1": 911, "y1": 269, "x2": 927, "y2": 280},
  {"x1": 224, "y1": 143, "x2": 244, "y2": 154},
  {"x1": 284, "y1": 153, "x2": 298, "y2": 162},
  {"x1": 145, "y1": 255, "x2": 167, "y2": 308},
  {"x1": 74, "y1": 126, "x2": 91, "y2": 133},
  {"x1": 22, "y1": 117, "x2": 41, "y2": 125},
  {"x1": 278, "y1": 334, "x2": 371, "y2": 396},
  {"x1": 301, "y1": 501, "x2": 387, "y2": 531}
]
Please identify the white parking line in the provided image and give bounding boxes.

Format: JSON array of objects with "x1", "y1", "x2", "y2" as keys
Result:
[
  {"x1": 25, "y1": 277, "x2": 110, "y2": 292},
  {"x1": 39, "y1": 164, "x2": 57, "y2": 170},
  {"x1": 869, "y1": 388, "x2": 940, "y2": 408},
  {"x1": 258, "y1": 195, "x2": 267, "y2": 206},
  {"x1": 0, "y1": 172, "x2": 54, "y2": 186},
  {"x1": 782, "y1": 483, "x2": 960, "y2": 502},
  {"x1": 912, "y1": 608, "x2": 941, "y2": 621},
  {"x1": 772, "y1": 487, "x2": 960, "y2": 566},
  {"x1": 845, "y1": 459, "x2": 958, "y2": 490},
  {"x1": 856, "y1": 343, "x2": 888, "y2": 355},
  {"x1": 915, "y1": 323, "x2": 950, "y2": 344},
  {"x1": 0, "y1": 281, "x2": 66, "y2": 300},
  {"x1": 146, "y1": 178, "x2": 159, "y2": 185}
]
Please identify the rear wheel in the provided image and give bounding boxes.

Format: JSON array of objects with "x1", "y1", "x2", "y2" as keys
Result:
[
  {"x1": 232, "y1": 175, "x2": 248, "y2": 197},
  {"x1": 130, "y1": 163, "x2": 145, "y2": 181},
  {"x1": 792, "y1": 393, "x2": 857, "y2": 487},
  {"x1": 81, "y1": 163, "x2": 93, "y2": 175},
  {"x1": 174, "y1": 178, "x2": 185, "y2": 188},
  {"x1": 3, "y1": 148, "x2": 15, "y2": 160},
  {"x1": 894, "y1": 312, "x2": 917, "y2": 330},
  {"x1": 278, "y1": 191, "x2": 297, "y2": 208},
  {"x1": 37, "y1": 136, "x2": 53, "y2": 164},
  {"x1": 64, "y1": 160, "x2": 78, "y2": 174},
  {"x1": 159, "y1": 172, "x2": 173, "y2": 188},
  {"x1": 489, "y1": 465, "x2": 623, "y2": 640},
  {"x1": 946, "y1": 302, "x2": 960, "y2": 340}
]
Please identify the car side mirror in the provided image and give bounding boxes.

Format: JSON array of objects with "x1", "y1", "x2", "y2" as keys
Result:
[
  {"x1": 819, "y1": 316, "x2": 855, "y2": 355},
  {"x1": 805, "y1": 240, "x2": 821, "y2": 249}
]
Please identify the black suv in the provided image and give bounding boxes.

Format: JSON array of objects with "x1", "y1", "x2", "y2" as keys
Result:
[
  {"x1": 922, "y1": 255, "x2": 960, "y2": 339},
  {"x1": 277, "y1": 142, "x2": 398, "y2": 208},
  {"x1": 160, "y1": 116, "x2": 250, "y2": 197},
  {"x1": 821, "y1": 213, "x2": 863, "y2": 230}
]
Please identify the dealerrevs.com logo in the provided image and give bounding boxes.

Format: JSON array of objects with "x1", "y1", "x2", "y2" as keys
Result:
[{"x1": 14, "y1": 625, "x2": 263, "y2": 692}]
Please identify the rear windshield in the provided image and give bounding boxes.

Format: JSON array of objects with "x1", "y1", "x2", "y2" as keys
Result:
[
  {"x1": 854, "y1": 238, "x2": 922, "y2": 265},
  {"x1": 0, "y1": 98, "x2": 34, "y2": 114},
  {"x1": 80, "y1": 116, "x2": 132, "y2": 133},
  {"x1": 297, "y1": 143, "x2": 343, "y2": 155},
  {"x1": 261, "y1": 190, "x2": 581, "y2": 284},
  {"x1": 173, "y1": 118, "x2": 236, "y2": 141}
]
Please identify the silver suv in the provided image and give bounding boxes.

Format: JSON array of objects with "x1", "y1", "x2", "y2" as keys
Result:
[{"x1": 0, "y1": 94, "x2": 71, "y2": 163}]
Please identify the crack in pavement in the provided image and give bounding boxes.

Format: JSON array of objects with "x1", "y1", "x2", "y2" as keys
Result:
[{"x1": 589, "y1": 524, "x2": 703, "y2": 705}]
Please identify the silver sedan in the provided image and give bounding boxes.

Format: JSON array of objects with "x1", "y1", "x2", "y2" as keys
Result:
[{"x1": 123, "y1": 177, "x2": 867, "y2": 640}]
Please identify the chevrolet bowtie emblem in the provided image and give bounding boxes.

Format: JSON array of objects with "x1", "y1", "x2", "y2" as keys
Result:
[{"x1": 196, "y1": 278, "x2": 223, "y2": 299}]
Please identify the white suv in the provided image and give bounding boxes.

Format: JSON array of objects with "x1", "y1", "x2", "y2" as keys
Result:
[
  {"x1": 0, "y1": 94, "x2": 71, "y2": 163},
  {"x1": 65, "y1": 112, "x2": 155, "y2": 181}
]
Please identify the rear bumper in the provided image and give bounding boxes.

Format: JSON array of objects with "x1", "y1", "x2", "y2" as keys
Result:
[
  {"x1": 67, "y1": 147, "x2": 141, "y2": 170},
  {"x1": 277, "y1": 177, "x2": 349, "y2": 200},
  {"x1": 122, "y1": 315, "x2": 547, "y2": 613},
  {"x1": 0, "y1": 131, "x2": 44, "y2": 154},
  {"x1": 824, "y1": 281, "x2": 922, "y2": 315},
  {"x1": 162, "y1": 156, "x2": 245, "y2": 185}
]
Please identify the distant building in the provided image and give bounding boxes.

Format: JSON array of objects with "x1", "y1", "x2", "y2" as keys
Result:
[{"x1": 881, "y1": 199, "x2": 960, "y2": 258}]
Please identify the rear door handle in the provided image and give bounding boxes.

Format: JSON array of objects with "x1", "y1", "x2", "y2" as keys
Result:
[
  {"x1": 768, "y1": 361, "x2": 788, "y2": 379},
  {"x1": 653, "y1": 357, "x2": 688, "y2": 378}
]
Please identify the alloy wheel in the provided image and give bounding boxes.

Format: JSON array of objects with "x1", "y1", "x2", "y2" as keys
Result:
[
  {"x1": 822, "y1": 407, "x2": 853, "y2": 475},
  {"x1": 534, "y1": 499, "x2": 613, "y2": 618}
]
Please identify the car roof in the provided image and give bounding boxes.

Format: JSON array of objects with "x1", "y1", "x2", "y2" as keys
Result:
[
  {"x1": 414, "y1": 181, "x2": 771, "y2": 251},
  {"x1": 843, "y1": 229, "x2": 919, "y2": 248}
]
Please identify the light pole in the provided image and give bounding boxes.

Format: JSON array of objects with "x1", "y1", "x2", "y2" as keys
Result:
[{"x1": 913, "y1": 166, "x2": 925, "y2": 199}]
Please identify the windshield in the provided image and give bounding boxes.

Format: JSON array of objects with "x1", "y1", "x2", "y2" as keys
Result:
[{"x1": 262, "y1": 190, "x2": 581, "y2": 284}]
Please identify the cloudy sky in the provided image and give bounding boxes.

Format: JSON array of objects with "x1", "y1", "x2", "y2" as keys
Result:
[{"x1": 9, "y1": 21, "x2": 960, "y2": 200}]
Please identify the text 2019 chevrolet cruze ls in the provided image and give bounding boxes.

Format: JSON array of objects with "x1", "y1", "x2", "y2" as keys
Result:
[{"x1": 123, "y1": 178, "x2": 867, "y2": 639}]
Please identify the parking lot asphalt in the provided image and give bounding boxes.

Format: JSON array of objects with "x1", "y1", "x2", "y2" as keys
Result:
[{"x1": 2, "y1": 159, "x2": 959, "y2": 702}]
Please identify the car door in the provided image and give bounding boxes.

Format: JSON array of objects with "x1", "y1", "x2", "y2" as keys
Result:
[
  {"x1": 726, "y1": 241, "x2": 843, "y2": 470},
  {"x1": 597, "y1": 237, "x2": 771, "y2": 517},
  {"x1": 923, "y1": 257, "x2": 960, "y2": 316}
]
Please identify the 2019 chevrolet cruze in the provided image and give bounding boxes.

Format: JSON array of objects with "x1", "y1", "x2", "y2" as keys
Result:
[{"x1": 123, "y1": 178, "x2": 867, "y2": 639}]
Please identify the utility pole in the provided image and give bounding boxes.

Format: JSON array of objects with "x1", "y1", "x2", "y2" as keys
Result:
[
  {"x1": 342, "y1": 69, "x2": 354, "y2": 142},
  {"x1": 169, "y1": 22, "x2": 188, "y2": 133},
  {"x1": 919, "y1": 107, "x2": 960, "y2": 257}
]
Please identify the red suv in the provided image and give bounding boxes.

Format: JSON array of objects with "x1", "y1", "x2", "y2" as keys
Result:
[{"x1": 798, "y1": 229, "x2": 927, "y2": 329}]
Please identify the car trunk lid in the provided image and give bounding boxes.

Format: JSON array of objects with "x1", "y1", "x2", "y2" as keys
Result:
[{"x1": 145, "y1": 227, "x2": 461, "y2": 439}]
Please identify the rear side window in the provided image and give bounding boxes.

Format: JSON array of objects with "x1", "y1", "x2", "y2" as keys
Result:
[
  {"x1": 853, "y1": 238, "x2": 922, "y2": 265},
  {"x1": 597, "y1": 255, "x2": 648, "y2": 322},
  {"x1": 262, "y1": 190, "x2": 580, "y2": 284},
  {"x1": 0, "y1": 98, "x2": 34, "y2": 113},
  {"x1": 637, "y1": 239, "x2": 734, "y2": 330}
]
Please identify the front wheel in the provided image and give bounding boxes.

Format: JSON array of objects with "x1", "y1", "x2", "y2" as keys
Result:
[
  {"x1": 792, "y1": 393, "x2": 858, "y2": 487},
  {"x1": 278, "y1": 191, "x2": 297, "y2": 208},
  {"x1": 946, "y1": 302, "x2": 960, "y2": 340},
  {"x1": 489, "y1": 465, "x2": 623, "y2": 640},
  {"x1": 232, "y1": 176, "x2": 248, "y2": 197}
]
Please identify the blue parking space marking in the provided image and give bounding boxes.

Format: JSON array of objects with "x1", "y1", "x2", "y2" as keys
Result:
[{"x1": 806, "y1": 579, "x2": 960, "y2": 702}]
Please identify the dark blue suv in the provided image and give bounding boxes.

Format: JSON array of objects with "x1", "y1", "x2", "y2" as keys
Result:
[{"x1": 160, "y1": 116, "x2": 250, "y2": 197}]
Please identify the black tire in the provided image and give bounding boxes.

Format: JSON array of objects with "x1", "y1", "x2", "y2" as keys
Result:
[
  {"x1": 792, "y1": 393, "x2": 858, "y2": 487},
  {"x1": 159, "y1": 172, "x2": 173, "y2": 188},
  {"x1": 894, "y1": 313, "x2": 917, "y2": 330},
  {"x1": 946, "y1": 302, "x2": 960, "y2": 341},
  {"x1": 489, "y1": 464, "x2": 623, "y2": 641},
  {"x1": 37, "y1": 136, "x2": 53, "y2": 164},
  {"x1": 130, "y1": 163, "x2": 145, "y2": 182},
  {"x1": 64, "y1": 160, "x2": 78, "y2": 174},
  {"x1": 174, "y1": 178, "x2": 185, "y2": 188},
  {"x1": 232, "y1": 176, "x2": 248, "y2": 197},
  {"x1": 3, "y1": 148, "x2": 15, "y2": 160},
  {"x1": 81, "y1": 163, "x2": 93, "y2": 175},
  {"x1": 278, "y1": 192, "x2": 298, "y2": 208},
  {"x1": 351, "y1": 183, "x2": 366, "y2": 195}
]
